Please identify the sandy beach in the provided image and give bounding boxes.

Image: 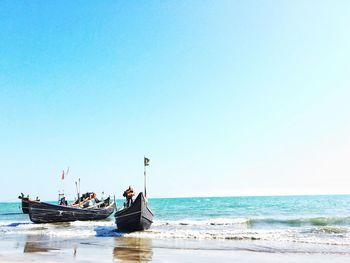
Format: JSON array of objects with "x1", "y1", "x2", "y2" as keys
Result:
[{"x1": 1, "y1": 235, "x2": 350, "y2": 263}]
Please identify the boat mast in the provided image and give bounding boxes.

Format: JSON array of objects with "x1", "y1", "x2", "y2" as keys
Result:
[
  {"x1": 58, "y1": 167, "x2": 69, "y2": 204},
  {"x1": 75, "y1": 181, "x2": 79, "y2": 206},
  {"x1": 78, "y1": 178, "x2": 81, "y2": 207},
  {"x1": 144, "y1": 156, "x2": 147, "y2": 198},
  {"x1": 58, "y1": 169, "x2": 65, "y2": 203},
  {"x1": 144, "y1": 156, "x2": 150, "y2": 198}
]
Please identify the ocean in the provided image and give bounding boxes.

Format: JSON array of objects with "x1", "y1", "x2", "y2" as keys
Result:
[{"x1": 1, "y1": 195, "x2": 350, "y2": 262}]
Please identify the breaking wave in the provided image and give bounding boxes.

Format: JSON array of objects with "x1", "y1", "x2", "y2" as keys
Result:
[
  {"x1": 1, "y1": 216, "x2": 350, "y2": 246},
  {"x1": 251, "y1": 216, "x2": 350, "y2": 227},
  {"x1": 152, "y1": 216, "x2": 350, "y2": 228},
  {"x1": 153, "y1": 217, "x2": 250, "y2": 227}
]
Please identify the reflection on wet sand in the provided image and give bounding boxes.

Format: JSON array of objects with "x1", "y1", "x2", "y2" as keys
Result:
[
  {"x1": 24, "y1": 242, "x2": 52, "y2": 253},
  {"x1": 23, "y1": 235, "x2": 59, "y2": 253},
  {"x1": 113, "y1": 237, "x2": 153, "y2": 262}
]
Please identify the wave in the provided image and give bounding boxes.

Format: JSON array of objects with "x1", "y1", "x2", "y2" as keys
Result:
[
  {"x1": 126, "y1": 228, "x2": 350, "y2": 246},
  {"x1": 0, "y1": 219, "x2": 130, "y2": 238},
  {"x1": 152, "y1": 216, "x2": 350, "y2": 228},
  {"x1": 2, "y1": 216, "x2": 350, "y2": 230},
  {"x1": 70, "y1": 220, "x2": 115, "y2": 227},
  {"x1": 251, "y1": 216, "x2": 350, "y2": 227},
  {"x1": 308, "y1": 226, "x2": 348, "y2": 235},
  {"x1": 153, "y1": 218, "x2": 251, "y2": 227},
  {"x1": 126, "y1": 229, "x2": 265, "y2": 241},
  {"x1": 1, "y1": 216, "x2": 350, "y2": 245}
]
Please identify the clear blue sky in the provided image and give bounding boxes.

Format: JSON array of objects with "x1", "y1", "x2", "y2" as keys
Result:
[{"x1": 1, "y1": 1, "x2": 350, "y2": 201}]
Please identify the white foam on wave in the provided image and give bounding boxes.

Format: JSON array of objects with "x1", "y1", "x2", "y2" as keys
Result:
[
  {"x1": 8, "y1": 228, "x2": 96, "y2": 237},
  {"x1": 0, "y1": 220, "x2": 116, "y2": 238},
  {"x1": 70, "y1": 220, "x2": 115, "y2": 227},
  {"x1": 153, "y1": 217, "x2": 250, "y2": 227},
  {"x1": 2, "y1": 217, "x2": 350, "y2": 247},
  {"x1": 126, "y1": 227, "x2": 350, "y2": 246},
  {"x1": 126, "y1": 228, "x2": 293, "y2": 241}
]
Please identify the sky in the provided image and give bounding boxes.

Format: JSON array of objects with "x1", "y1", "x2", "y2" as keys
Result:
[{"x1": 0, "y1": 1, "x2": 350, "y2": 201}]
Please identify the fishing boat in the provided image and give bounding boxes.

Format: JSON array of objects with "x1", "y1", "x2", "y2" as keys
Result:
[
  {"x1": 114, "y1": 157, "x2": 154, "y2": 232},
  {"x1": 18, "y1": 193, "x2": 40, "y2": 214},
  {"x1": 115, "y1": 192, "x2": 153, "y2": 232},
  {"x1": 28, "y1": 197, "x2": 115, "y2": 224}
]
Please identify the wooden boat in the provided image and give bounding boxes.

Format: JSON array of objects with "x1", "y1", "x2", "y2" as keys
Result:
[
  {"x1": 18, "y1": 194, "x2": 40, "y2": 214},
  {"x1": 28, "y1": 198, "x2": 115, "y2": 224},
  {"x1": 18, "y1": 196, "x2": 29, "y2": 214},
  {"x1": 115, "y1": 192, "x2": 153, "y2": 232}
]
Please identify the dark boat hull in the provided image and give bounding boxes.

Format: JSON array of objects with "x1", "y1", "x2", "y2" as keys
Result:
[
  {"x1": 20, "y1": 197, "x2": 29, "y2": 214},
  {"x1": 18, "y1": 195, "x2": 40, "y2": 214},
  {"x1": 28, "y1": 200, "x2": 115, "y2": 224},
  {"x1": 115, "y1": 192, "x2": 153, "y2": 232}
]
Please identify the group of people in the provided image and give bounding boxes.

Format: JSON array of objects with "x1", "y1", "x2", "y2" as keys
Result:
[
  {"x1": 58, "y1": 187, "x2": 136, "y2": 208},
  {"x1": 59, "y1": 192, "x2": 100, "y2": 207}
]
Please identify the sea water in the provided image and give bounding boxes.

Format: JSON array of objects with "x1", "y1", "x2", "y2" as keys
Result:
[{"x1": 1, "y1": 195, "x2": 350, "y2": 254}]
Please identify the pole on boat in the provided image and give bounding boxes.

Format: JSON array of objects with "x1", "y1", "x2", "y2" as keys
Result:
[
  {"x1": 58, "y1": 168, "x2": 67, "y2": 204},
  {"x1": 78, "y1": 178, "x2": 81, "y2": 207},
  {"x1": 75, "y1": 181, "x2": 79, "y2": 205},
  {"x1": 144, "y1": 162, "x2": 146, "y2": 198},
  {"x1": 144, "y1": 156, "x2": 150, "y2": 198}
]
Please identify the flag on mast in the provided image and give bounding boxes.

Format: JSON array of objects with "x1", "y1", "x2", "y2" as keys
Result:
[
  {"x1": 61, "y1": 170, "x2": 65, "y2": 180},
  {"x1": 144, "y1": 157, "x2": 150, "y2": 166}
]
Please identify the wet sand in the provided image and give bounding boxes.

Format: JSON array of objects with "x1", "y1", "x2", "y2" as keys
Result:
[{"x1": 1, "y1": 236, "x2": 350, "y2": 262}]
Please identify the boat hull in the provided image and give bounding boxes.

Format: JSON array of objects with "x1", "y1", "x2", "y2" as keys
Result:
[
  {"x1": 28, "y1": 200, "x2": 115, "y2": 224},
  {"x1": 115, "y1": 192, "x2": 153, "y2": 232},
  {"x1": 20, "y1": 197, "x2": 29, "y2": 214},
  {"x1": 18, "y1": 195, "x2": 40, "y2": 214}
]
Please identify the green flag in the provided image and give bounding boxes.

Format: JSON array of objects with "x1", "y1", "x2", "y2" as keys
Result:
[{"x1": 144, "y1": 157, "x2": 150, "y2": 166}]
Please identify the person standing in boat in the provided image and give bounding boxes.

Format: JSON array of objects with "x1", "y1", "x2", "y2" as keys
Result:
[
  {"x1": 59, "y1": 196, "x2": 68, "y2": 206},
  {"x1": 123, "y1": 186, "x2": 135, "y2": 207}
]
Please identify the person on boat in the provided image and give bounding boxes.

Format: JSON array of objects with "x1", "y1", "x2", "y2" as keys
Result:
[
  {"x1": 123, "y1": 186, "x2": 135, "y2": 207},
  {"x1": 90, "y1": 192, "x2": 97, "y2": 201},
  {"x1": 59, "y1": 196, "x2": 68, "y2": 206}
]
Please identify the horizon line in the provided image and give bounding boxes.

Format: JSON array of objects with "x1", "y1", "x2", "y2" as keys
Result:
[{"x1": 1, "y1": 192, "x2": 350, "y2": 203}]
